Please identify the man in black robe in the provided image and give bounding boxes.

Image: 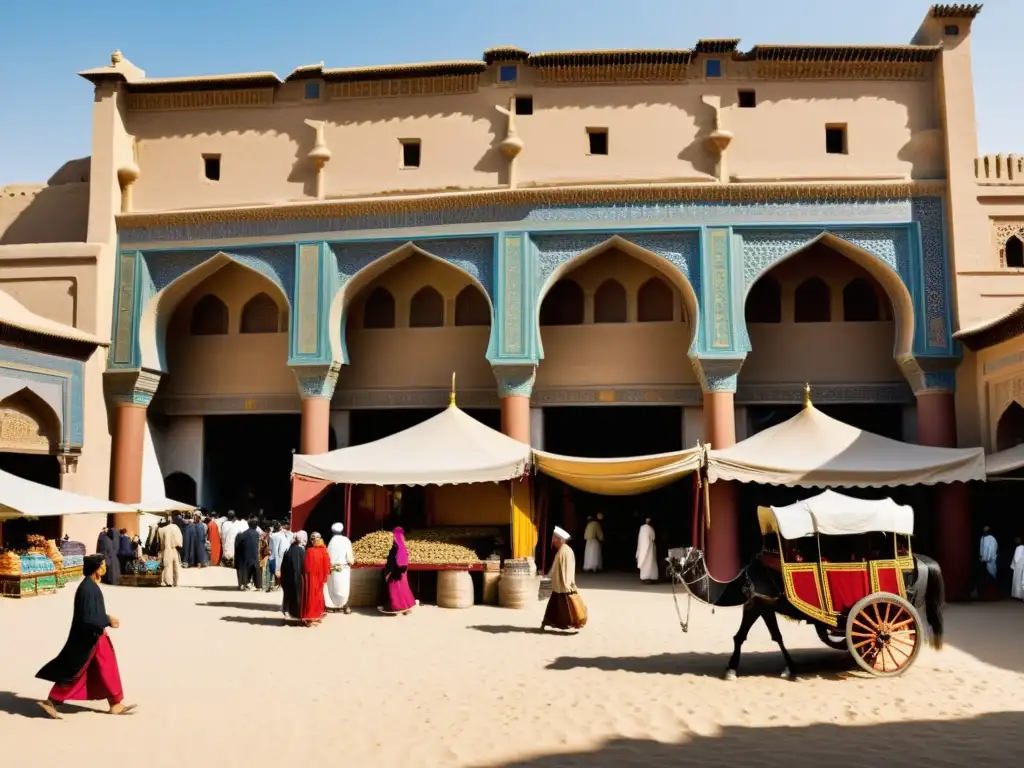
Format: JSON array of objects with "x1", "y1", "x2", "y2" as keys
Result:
[
  {"x1": 235, "y1": 518, "x2": 262, "y2": 591},
  {"x1": 189, "y1": 515, "x2": 210, "y2": 568},
  {"x1": 280, "y1": 531, "x2": 307, "y2": 621},
  {"x1": 36, "y1": 555, "x2": 135, "y2": 717},
  {"x1": 96, "y1": 528, "x2": 120, "y2": 586}
]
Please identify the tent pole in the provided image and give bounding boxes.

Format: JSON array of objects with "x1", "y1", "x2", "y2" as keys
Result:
[
  {"x1": 344, "y1": 484, "x2": 352, "y2": 537},
  {"x1": 690, "y1": 472, "x2": 700, "y2": 547}
]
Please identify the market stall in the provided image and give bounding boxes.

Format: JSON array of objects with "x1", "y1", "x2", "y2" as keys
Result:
[
  {"x1": 532, "y1": 447, "x2": 702, "y2": 496},
  {"x1": 0, "y1": 468, "x2": 139, "y2": 598},
  {"x1": 291, "y1": 401, "x2": 532, "y2": 607}
]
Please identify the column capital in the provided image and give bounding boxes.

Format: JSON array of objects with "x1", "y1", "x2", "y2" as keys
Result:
[
  {"x1": 292, "y1": 362, "x2": 341, "y2": 400},
  {"x1": 493, "y1": 364, "x2": 536, "y2": 399},
  {"x1": 900, "y1": 355, "x2": 957, "y2": 395},
  {"x1": 104, "y1": 368, "x2": 162, "y2": 407},
  {"x1": 692, "y1": 356, "x2": 745, "y2": 394}
]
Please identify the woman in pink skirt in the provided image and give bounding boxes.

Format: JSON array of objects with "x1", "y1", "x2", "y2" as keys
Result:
[{"x1": 379, "y1": 527, "x2": 415, "y2": 615}]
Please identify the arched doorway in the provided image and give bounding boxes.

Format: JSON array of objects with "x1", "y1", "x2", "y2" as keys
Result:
[
  {"x1": 995, "y1": 401, "x2": 1024, "y2": 452},
  {"x1": 154, "y1": 261, "x2": 297, "y2": 519},
  {"x1": 324, "y1": 249, "x2": 498, "y2": 539},
  {"x1": 0, "y1": 388, "x2": 63, "y2": 546},
  {"x1": 535, "y1": 242, "x2": 698, "y2": 571},
  {"x1": 164, "y1": 471, "x2": 198, "y2": 507}
]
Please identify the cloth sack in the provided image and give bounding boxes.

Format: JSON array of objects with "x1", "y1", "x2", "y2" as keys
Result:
[{"x1": 568, "y1": 591, "x2": 588, "y2": 628}]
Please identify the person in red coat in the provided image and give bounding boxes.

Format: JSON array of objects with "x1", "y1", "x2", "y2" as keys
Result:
[
  {"x1": 301, "y1": 532, "x2": 331, "y2": 627},
  {"x1": 206, "y1": 516, "x2": 222, "y2": 566}
]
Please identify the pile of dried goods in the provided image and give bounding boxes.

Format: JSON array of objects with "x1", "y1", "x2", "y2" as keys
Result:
[
  {"x1": 0, "y1": 551, "x2": 20, "y2": 576},
  {"x1": 353, "y1": 530, "x2": 481, "y2": 566}
]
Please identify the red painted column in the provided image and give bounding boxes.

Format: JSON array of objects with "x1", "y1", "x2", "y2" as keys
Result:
[
  {"x1": 916, "y1": 390, "x2": 971, "y2": 601},
  {"x1": 500, "y1": 394, "x2": 531, "y2": 444},
  {"x1": 110, "y1": 402, "x2": 146, "y2": 536},
  {"x1": 704, "y1": 390, "x2": 740, "y2": 581},
  {"x1": 300, "y1": 397, "x2": 331, "y2": 455}
]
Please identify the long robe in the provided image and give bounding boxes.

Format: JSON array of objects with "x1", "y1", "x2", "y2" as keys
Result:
[
  {"x1": 97, "y1": 532, "x2": 120, "y2": 586},
  {"x1": 1012, "y1": 545, "x2": 1024, "y2": 601},
  {"x1": 221, "y1": 521, "x2": 242, "y2": 565},
  {"x1": 182, "y1": 523, "x2": 197, "y2": 567},
  {"x1": 280, "y1": 543, "x2": 305, "y2": 618},
  {"x1": 326, "y1": 534, "x2": 354, "y2": 609},
  {"x1": 583, "y1": 520, "x2": 603, "y2": 572},
  {"x1": 383, "y1": 531, "x2": 415, "y2": 613},
  {"x1": 37, "y1": 578, "x2": 112, "y2": 686},
  {"x1": 235, "y1": 528, "x2": 261, "y2": 588},
  {"x1": 207, "y1": 520, "x2": 222, "y2": 566},
  {"x1": 191, "y1": 522, "x2": 210, "y2": 567},
  {"x1": 636, "y1": 523, "x2": 658, "y2": 581},
  {"x1": 301, "y1": 544, "x2": 331, "y2": 621},
  {"x1": 542, "y1": 543, "x2": 584, "y2": 630}
]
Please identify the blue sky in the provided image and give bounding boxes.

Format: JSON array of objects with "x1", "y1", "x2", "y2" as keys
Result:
[{"x1": 0, "y1": 0, "x2": 1019, "y2": 184}]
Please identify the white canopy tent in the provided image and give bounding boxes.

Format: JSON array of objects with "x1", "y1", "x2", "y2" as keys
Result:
[
  {"x1": 984, "y1": 443, "x2": 1024, "y2": 477},
  {"x1": 758, "y1": 490, "x2": 914, "y2": 540},
  {"x1": 0, "y1": 468, "x2": 138, "y2": 521},
  {"x1": 707, "y1": 401, "x2": 986, "y2": 487},
  {"x1": 292, "y1": 405, "x2": 531, "y2": 486},
  {"x1": 532, "y1": 447, "x2": 703, "y2": 495}
]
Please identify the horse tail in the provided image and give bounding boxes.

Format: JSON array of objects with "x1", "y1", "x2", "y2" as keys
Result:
[{"x1": 916, "y1": 554, "x2": 945, "y2": 650}]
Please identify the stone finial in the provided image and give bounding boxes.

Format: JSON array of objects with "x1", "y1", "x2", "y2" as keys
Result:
[
  {"x1": 496, "y1": 99, "x2": 525, "y2": 189},
  {"x1": 111, "y1": 50, "x2": 124, "y2": 65}
]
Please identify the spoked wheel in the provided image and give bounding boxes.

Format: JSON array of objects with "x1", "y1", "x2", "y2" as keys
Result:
[
  {"x1": 845, "y1": 593, "x2": 922, "y2": 677},
  {"x1": 815, "y1": 624, "x2": 847, "y2": 651}
]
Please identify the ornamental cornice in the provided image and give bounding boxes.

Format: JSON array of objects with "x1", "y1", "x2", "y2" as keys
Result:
[{"x1": 117, "y1": 180, "x2": 946, "y2": 232}]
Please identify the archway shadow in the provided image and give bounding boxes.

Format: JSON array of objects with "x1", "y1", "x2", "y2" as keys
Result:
[{"x1": 469, "y1": 712, "x2": 1024, "y2": 767}]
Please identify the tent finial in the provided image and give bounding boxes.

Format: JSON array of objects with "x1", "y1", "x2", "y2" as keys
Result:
[
  {"x1": 449, "y1": 371, "x2": 457, "y2": 407},
  {"x1": 803, "y1": 382, "x2": 812, "y2": 408}
]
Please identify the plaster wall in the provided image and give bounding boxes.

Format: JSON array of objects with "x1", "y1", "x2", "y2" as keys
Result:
[
  {"x1": 124, "y1": 79, "x2": 942, "y2": 213},
  {"x1": 1, "y1": 182, "x2": 90, "y2": 244}
]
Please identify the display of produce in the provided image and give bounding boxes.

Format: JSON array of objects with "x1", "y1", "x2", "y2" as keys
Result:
[
  {"x1": 0, "y1": 551, "x2": 20, "y2": 576},
  {"x1": 353, "y1": 530, "x2": 481, "y2": 566},
  {"x1": 25, "y1": 534, "x2": 47, "y2": 552},
  {"x1": 19, "y1": 553, "x2": 55, "y2": 574}
]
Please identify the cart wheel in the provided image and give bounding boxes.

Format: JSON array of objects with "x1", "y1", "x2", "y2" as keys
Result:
[
  {"x1": 845, "y1": 593, "x2": 921, "y2": 677},
  {"x1": 815, "y1": 624, "x2": 847, "y2": 651}
]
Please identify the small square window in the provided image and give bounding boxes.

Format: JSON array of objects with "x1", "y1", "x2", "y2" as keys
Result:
[
  {"x1": 203, "y1": 154, "x2": 221, "y2": 181},
  {"x1": 401, "y1": 139, "x2": 421, "y2": 168},
  {"x1": 705, "y1": 59, "x2": 722, "y2": 78},
  {"x1": 738, "y1": 90, "x2": 756, "y2": 108},
  {"x1": 944, "y1": 24, "x2": 960, "y2": 36},
  {"x1": 499, "y1": 64, "x2": 518, "y2": 83},
  {"x1": 304, "y1": 82, "x2": 320, "y2": 99},
  {"x1": 825, "y1": 124, "x2": 847, "y2": 155},
  {"x1": 587, "y1": 128, "x2": 608, "y2": 156},
  {"x1": 514, "y1": 96, "x2": 533, "y2": 115}
]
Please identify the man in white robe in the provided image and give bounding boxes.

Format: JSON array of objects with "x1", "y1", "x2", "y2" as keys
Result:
[
  {"x1": 326, "y1": 522, "x2": 354, "y2": 614},
  {"x1": 1011, "y1": 536, "x2": 1024, "y2": 601},
  {"x1": 636, "y1": 518, "x2": 658, "y2": 583},
  {"x1": 583, "y1": 514, "x2": 604, "y2": 573},
  {"x1": 221, "y1": 512, "x2": 242, "y2": 568},
  {"x1": 979, "y1": 526, "x2": 998, "y2": 580}
]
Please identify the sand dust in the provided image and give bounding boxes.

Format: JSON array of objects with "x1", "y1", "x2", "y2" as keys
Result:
[{"x1": 0, "y1": 568, "x2": 1022, "y2": 767}]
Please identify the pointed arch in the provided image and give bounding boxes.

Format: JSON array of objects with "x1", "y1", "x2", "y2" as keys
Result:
[
  {"x1": 328, "y1": 242, "x2": 493, "y2": 363},
  {"x1": 745, "y1": 275, "x2": 782, "y2": 323},
  {"x1": 744, "y1": 232, "x2": 914, "y2": 359},
  {"x1": 1005, "y1": 235, "x2": 1024, "y2": 268},
  {"x1": 540, "y1": 279, "x2": 585, "y2": 326},
  {"x1": 139, "y1": 251, "x2": 292, "y2": 371},
  {"x1": 536, "y1": 235, "x2": 699, "y2": 356},
  {"x1": 793, "y1": 277, "x2": 831, "y2": 323},
  {"x1": 240, "y1": 292, "x2": 282, "y2": 334},
  {"x1": 842, "y1": 277, "x2": 882, "y2": 322},
  {"x1": 362, "y1": 287, "x2": 396, "y2": 329},
  {"x1": 0, "y1": 387, "x2": 61, "y2": 453}
]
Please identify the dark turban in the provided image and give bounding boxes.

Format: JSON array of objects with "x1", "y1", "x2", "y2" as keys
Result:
[{"x1": 83, "y1": 554, "x2": 105, "y2": 577}]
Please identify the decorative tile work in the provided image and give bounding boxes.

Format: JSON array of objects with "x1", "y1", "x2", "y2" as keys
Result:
[
  {"x1": 139, "y1": 246, "x2": 295, "y2": 307},
  {"x1": 112, "y1": 252, "x2": 137, "y2": 367},
  {"x1": 911, "y1": 197, "x2": 949, "y2": 349},
  {"x1": 0, "y1": 348, "x2": 80, "y2": 448},
  {"x1": 706, "y1": 229, "x2": 730, "y2": 349},
  {"x1": 736, "y1": 382, "x2": 913, "y2": 404},
  {"x1": 502, "y1": 235, "x2": 525, "y2": 356},
  {"x1": 493, "y1": 365, "x2": 537, "y2": 398},
  {"x1": 292, "y1": 363, "x2": 341, "y2": 399},
  {"x1": 984, "y1": 350, "x2": 1024, "y2": 376},
  {"x1": 920, "y1": 370, "x2": 956, "y2": 392},
  {"x1": 332, "y1": 237, "x2": 494, "y2": 299},
  {"x1": 692, "y1": 356, "x2": 745, "y2": 393},
  {"x1": 154, "y1": 393, "x2": 302, "y2": 416},
  {"x1": 296, "y1": 244, "x2": 321, "y2": 355},
  {"x1": 332, "y1": 388, "x2": 500, "y2": 409},
  {"x1": 533, "y1": 231, "x2": 701, "y2": 298},
  {"x1": 106, "y1": 369, "x2": 162, "y2": 408},
  {"x1": 119, "y1": 197, "x2": 917, "y2": 244}
]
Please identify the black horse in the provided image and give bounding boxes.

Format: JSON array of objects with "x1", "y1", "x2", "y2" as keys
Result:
[{"x1": 668, "y1": 547, "x2": 945, "y2": 680}]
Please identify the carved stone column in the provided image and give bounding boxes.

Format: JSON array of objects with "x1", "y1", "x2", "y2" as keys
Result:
[
  {"x1": 293, "y1": 363, "x2": 340, "y2": 455},
  {"x1": 105, "y1": 369, "x2": 161, "y2": 535}
]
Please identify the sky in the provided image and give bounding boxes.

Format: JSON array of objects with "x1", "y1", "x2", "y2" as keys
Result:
[{"x1": 0, "y1": 0, "x2": 1019, "y2": 184}]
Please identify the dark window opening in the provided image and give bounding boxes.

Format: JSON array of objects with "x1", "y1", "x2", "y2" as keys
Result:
[
  {"x1": 745, "y1": 277, "x2": 782, "y2": 323},
  {"x1": 794, "y1": 277, "x2": 832, "y2": 323},
  {"x1": 842, "y1": 278, "x2": 882, "y2": 322},
  {"x1": 203, "y1": 154, "x2": 221, "y2": 181},
  {"x1": 944, "y1": 24, "x2": 960, "y2": 36},
  {"x1": 304, "y1": 82, "x2": 320, "y2": 99},
  {"x1": 705, "y1": 59, "x2": 722, "y2": 78},
  {"x1": 587, "y1": 129, "x2": 608, "y2": 156},
  {"x1": 637, "y1": 277, "x2": 674, "y2": 322},
  {"x1": 1006, "y1": 236, "x2": 1024, "y2": 268},
  {"x1": 738, "y1": 90, "x2": 756, "y2": 108},
  {"x1": 514, "y1": 96, "x2": 533, "y2": 115},
  {"x1": 825, "y1": 125, "x2": 847, "y2": 155},
  {"x1": 454, "y1": 285, "x2": 490, "y2": 326},
  {"x1": 401, "y1": 140, "x2": 421, "y2": 168},
  {"x1": 409, "y1": 286, "x2": 445, "y2": 328},
  {"x1": 190, "y1": 294, "x2": 229, "y2": 335},
  {"x1": 240, "y1": 292, "x2": 281, "y2": 334},
  {"x1": 362, "y1": 287, "x2": 396, "y2": 329},
  {"x1": 499, "y1": 64, "x2": 518, "y2": 82},
  {"x1": 540, "y1": 279, "x2": 584, "y2": 326},
  {"x1": 593, "y1": 279, "x2": 627, "y2": 323}
]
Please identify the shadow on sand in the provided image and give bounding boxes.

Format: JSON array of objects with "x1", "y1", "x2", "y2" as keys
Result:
[
  {"x1": 942, "y1": 602, "x2": 1024, "y2": 673},
  {"x1": 220, "y1": 615, "x2": 291, "y2": 627},
  {"x1": 198, "y1": 600, "x2": 280, "y2": 612},
  {"x1": 468, "y1": 625, "x2": 543, "y2": 636},
  {"x1": 466, "y1": 711, "x2": 1024, "y2": 767},
  {"x1": 546, "y1": 648, "x2": 857, "y2": 681},
  {"x1": 0, "y1": 691, "x2": 92, "y2": 719}
]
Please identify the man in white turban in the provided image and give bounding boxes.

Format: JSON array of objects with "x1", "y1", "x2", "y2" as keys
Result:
[
  {"x1": 541, "y1": 526, "x2": 586, "y2": 632},
  {"x1": 326, "y1": 522, "x2": 354, "y2": 614}
]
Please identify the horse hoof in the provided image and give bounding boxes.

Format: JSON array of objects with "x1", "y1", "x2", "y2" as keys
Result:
[{"x1": 723, "y1": 669, "x2": 737, "y2": 681}]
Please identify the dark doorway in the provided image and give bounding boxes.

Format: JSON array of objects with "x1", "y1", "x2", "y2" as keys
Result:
[
  {"x1": 164, "y1": 471, "x2": 198, "y2": 507},
  {"x1": 0, "y1": 453, "x2": 61, "y2": 547},
  {"x1": 544, "y1": 406, "x2": 683, "y2": 458},
  {"x1": 203, "y1": 414, "x2": 300, "y2": 519}
]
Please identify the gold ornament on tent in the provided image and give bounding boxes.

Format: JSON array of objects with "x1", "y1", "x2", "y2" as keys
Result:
[
  {"x1": 803, "y1": 382, "x2": 812, "y2": 408},
  {"x1": 449, "y1": 371, "x2": 457, "y2": 407}
]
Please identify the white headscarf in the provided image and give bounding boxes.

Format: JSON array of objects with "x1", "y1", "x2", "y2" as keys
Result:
[
  {"x1": 295, "y1": 531, "x2": 308, "y2": 546},
  {"x1": 331, "y1": 522, "x2": 344, "y2": 535}
]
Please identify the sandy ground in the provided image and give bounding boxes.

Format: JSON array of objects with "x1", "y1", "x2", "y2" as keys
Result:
[{"x1": 1, "y1": 567, "x2": 1022, "y2": 768}]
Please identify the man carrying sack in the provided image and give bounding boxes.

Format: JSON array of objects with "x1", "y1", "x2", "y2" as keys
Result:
[{"x1": 540, "y1": 526, "x2": 587, "y2": 633}]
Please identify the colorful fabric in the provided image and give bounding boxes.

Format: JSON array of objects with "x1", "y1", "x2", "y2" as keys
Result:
[{"x1": 47, "y1": 633, "x2": 123, "y2": 705}]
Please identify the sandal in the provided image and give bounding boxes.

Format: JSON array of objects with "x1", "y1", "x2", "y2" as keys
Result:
[
  {"x1": 37, "y1": 700, "x2": 61, "y2": 720},
  {"x1": 109, "y1": 703, "x2": 137, "y2": 715}
]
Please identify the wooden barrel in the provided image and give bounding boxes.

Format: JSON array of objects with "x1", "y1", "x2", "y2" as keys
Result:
[
  {"x1": 482, "y1": 571, "x2": 500, "y2": 606},
  {"x1": 437, "y1": 570, "x2": 474, "y2": 609},
  {"x1": 349, "y1": 567, "x2": 382, "y2": 608},
  {"x1": 499, "y1": 570, "x2": 536, "y2": 609}
]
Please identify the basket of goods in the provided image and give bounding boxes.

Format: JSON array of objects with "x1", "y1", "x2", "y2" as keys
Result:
[
  {"x1": 0, "y1": 552, "x2": 57, "y2": 598},
  {"x1": 120, "y1": 558, "x2": 161, "y2": 587},
  {"x1": 352, "y1": 530, "x2": 482, "y2": 568}
]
